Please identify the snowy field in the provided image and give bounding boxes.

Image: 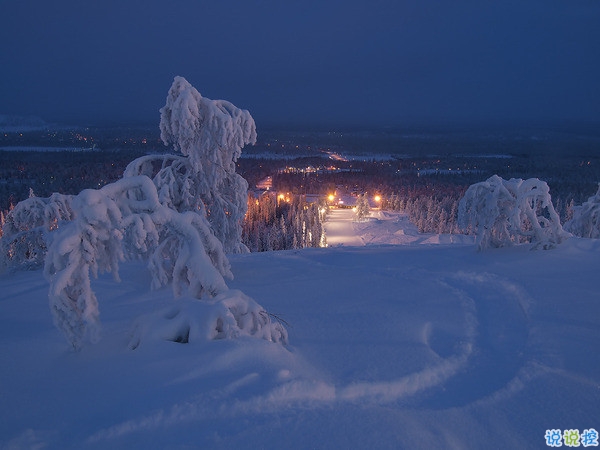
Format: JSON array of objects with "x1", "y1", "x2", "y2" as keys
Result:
[{"x1": 1, "y1": 209, "x2": 599, "y2": 449}]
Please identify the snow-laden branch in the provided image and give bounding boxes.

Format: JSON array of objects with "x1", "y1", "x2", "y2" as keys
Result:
[
  {"x1": 124, "y1": 154, "x2": 202, "y2": 217},
  {"x1": 458, "y1": 175, "x2": 568, "y2": 250}
]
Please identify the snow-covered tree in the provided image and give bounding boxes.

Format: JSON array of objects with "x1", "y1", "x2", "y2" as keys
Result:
[
  {"x1": 44, "y1": 176, "x2": 223, "y2": 349},
  {"x1": 458, "y1": 175, "x2": 567, "y2": 250},
  {"x1": 2, "y1": 78, "x2": 287, "y2": 351},
  {"x1": 44, "y1": 175, "x2": 286, "y2": 350},
  {"x1": 124, "y1": 76, "x2": 256, "y2": 254},
  {"x1": 355, "y1": 193, "x2": 370, "y2": 221},
  {"x1": 242, "y1": 193, "x2": 326, "y2": 252},
  {"x1": 0, "y1": 193, "x2": 73, "y2": 270},
  {"x1": 564, "y1": 184, "x2": 600, "y2": 238}
]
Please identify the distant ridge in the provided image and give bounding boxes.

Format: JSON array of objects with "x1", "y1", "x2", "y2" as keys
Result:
[{"x1": 0, "y1": 114, "x2": 49, "y2": 132}]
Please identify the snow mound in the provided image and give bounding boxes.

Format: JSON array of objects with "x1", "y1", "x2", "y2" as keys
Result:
[{"x1": 129, "y1": 289, "x2": 288, "y2": 349}]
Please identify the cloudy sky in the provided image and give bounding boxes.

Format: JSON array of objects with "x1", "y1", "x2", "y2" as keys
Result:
[{"x1": 1, "y1": 0, "x2": 599, "y2": 127}]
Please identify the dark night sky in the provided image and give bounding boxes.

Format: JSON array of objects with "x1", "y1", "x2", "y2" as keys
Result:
[{"x1": 1, "y1": 0, "x2": 600, "y2": 128}]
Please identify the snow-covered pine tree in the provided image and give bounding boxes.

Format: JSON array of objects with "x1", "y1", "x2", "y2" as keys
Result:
[
  {"x1": 0, "y1": 193, "x2": 73, "y2": 270},
  {"x1": 458, "y1": 175, "x2": 568, "y2": 250},
  {"x1": 124, "y1": 76, "x2": 255, "y2": 254},
  {"x1": 566, "y1": 199, "x2": 576, "y2": 223},
  {"x1": 355, "y1": 193, "x2": 370, "y2": 221},
  {"x1": 564, "y1": 184, "x2": 600, "y2": 238}
]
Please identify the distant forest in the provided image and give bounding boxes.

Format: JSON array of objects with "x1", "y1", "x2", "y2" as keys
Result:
[{"x1": 1, "y1": 126, "x2": 599, "y2": 249}]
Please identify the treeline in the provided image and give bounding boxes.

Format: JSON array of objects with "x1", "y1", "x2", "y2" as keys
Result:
[
  {"x1": 2, "y1": 147, "x2": 599, "y2": 245},
  {"x1": 382, "y1": 188, "x2": 464, "y2": 234},
  {"x1": 0, "y1": 149, "x2": 147, "y2": 238},
  {"x1": 0, "y1": 149, "x2": 146, "y2": 211},
  {"x1": 269, "y1": 154, "x2": 600, "y2": 235},
  {"x1": 242, "y1": 193, "x2": 326, "y2": 252}
]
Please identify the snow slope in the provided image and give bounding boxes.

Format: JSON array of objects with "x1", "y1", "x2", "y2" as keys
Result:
[
  {"x1": 325, "y1": 208, "x2": 474, "y2": 246},
  {"x1": 1, "y1": 211, "x2": 599, "y2": 449}
]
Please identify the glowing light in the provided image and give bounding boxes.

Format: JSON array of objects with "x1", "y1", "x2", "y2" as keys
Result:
[
  {"x1": 374, "y1": 195, "x2": 381, "y2": 203},
  {"x1": 328, "y1": 194, "x2": 335, "y2": 202}
]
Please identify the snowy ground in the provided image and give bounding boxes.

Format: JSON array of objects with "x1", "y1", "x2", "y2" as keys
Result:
[
  {"x1": 325, "y1": 208, "x2": 474, "y2": 246},
  {"x1": 1, "y1": 210, "x2": 599, "y2": 449}
]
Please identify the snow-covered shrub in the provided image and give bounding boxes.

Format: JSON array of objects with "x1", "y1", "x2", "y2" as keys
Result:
[
  {"x1": 564, "y1": 184, "x2": 600, "y2": 238},
  {"x1": 129, "y1": 290, "x2": 288, "y2": 349},
  {"x1": 458, "y1": 175, "x2": 567, "y2": 250},
  {"x1": 125, "y1": 76, "x2": 256, "y2": 254},
  {"x1": 0, "y1": 193, "x2": 73, "y2": 270}
]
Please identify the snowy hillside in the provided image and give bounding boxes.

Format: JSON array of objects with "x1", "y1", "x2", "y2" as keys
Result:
[
  {"x1": 325, "y1": 209, "x2": 474, "y2": 246},
  {"x1": 1, "y1": 209, "x2": 599, "y2": 449}
]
